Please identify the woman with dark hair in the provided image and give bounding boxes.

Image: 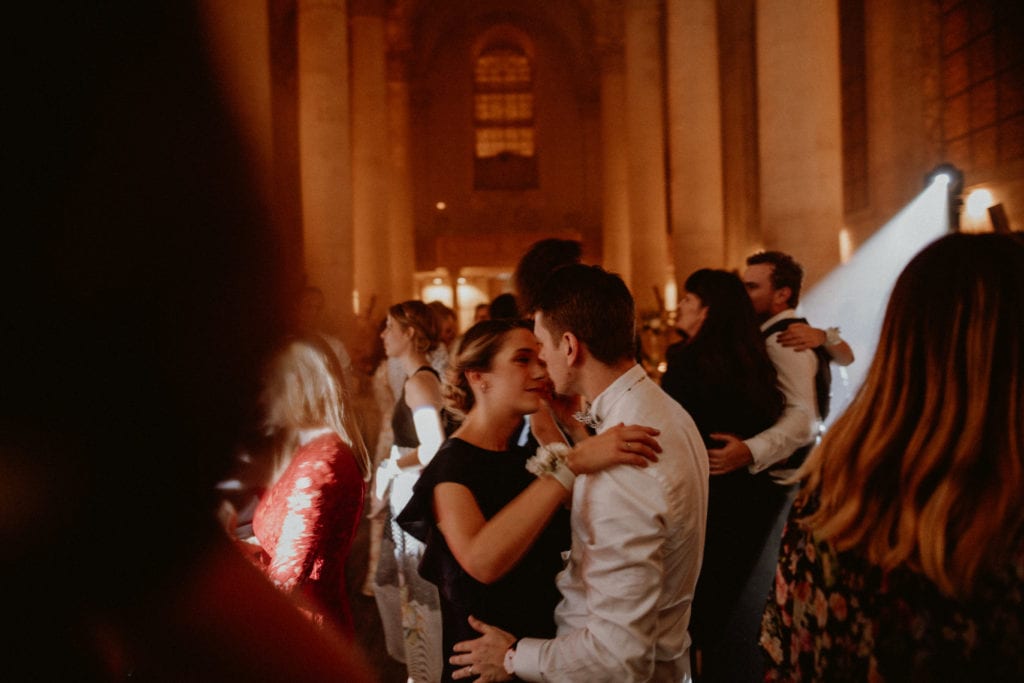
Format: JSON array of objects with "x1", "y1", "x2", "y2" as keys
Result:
[
  {"x1": 660, "y1": 268, "x2": 785, "y2": 682},
  {"x1": 398, "y1": 319, "x2": 662, "y2": 683},
  {"x1": 761, "y1": 233, "x2": 1024, "y2": 681}
]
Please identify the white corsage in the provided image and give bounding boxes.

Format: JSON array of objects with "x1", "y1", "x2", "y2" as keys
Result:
[{"x1": 526, "y1": 442, "x2": 576, "y2": 491}]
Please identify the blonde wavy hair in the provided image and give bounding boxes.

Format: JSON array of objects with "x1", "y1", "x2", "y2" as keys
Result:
[
  {"x1": 798, "y1": 232, "x2": 1024, "y2": 599},
  {"x1": 263, "y1": 338, "x2": 371, "y2": 481}
]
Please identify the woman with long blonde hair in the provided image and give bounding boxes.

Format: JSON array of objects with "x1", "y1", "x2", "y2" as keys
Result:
[
  {"x1": 761, "y1": 232, "x2": 1024, "y2": 681},
  {"x1": 252, "y1": 338, "x2": 370, "y2": 635}
]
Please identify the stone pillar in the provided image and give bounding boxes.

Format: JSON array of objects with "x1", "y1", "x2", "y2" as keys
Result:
[
  {"x1": 202, "y1": 1, "x2": 306, "y2": 294},
  {"x1": 387, "y1": 51, "x2": 417, "y2": 304},
  {"x1": 624, "y1": 0, "x2": 670, "y2": 312},
  {"x1": 351, "y1": 0, "x2": 391, "y2": 317},
  {"x1": 599, "y1": 44, "x2": 631, "y2": 281},
  {"x1": 757, "y1": 0, "x2": 843, "y2": 286},
  {"x1": 595, "y1": 2, "x2": 630, "y2": 279},
  {"x1": 718, "y1": 0, "x2": 761, "y2": 270},
  {"x1": 666, "y1": 0, "x2": 725, "y2": 283},
  {"x1": 199, "y1": 2, "x2": 274, "y2": 197},
  {"x1": 865, "y1": 0, "x2": 941, "y2": 229},
  {"x1": 297, "y1": 0, "x2": 355, "y2": 336}
]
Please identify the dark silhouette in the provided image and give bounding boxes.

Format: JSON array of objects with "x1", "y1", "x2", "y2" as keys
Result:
[{"x1": 3, "y1": 3, "x2": 372, "y2": 679}]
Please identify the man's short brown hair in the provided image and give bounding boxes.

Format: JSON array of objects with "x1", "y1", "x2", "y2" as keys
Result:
[{"x1": 533, "y1": 264, "x2": 635, "y2": 365}]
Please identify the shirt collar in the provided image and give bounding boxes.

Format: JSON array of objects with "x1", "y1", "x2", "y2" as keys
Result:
[
  {"x1": 586, "y1": 364, "x2": 648, "y2": 427},
  {"x1": 760, "y1": 308, "x2": 798, "y2": 332}
]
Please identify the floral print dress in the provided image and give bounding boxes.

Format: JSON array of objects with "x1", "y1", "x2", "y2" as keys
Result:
[{"x1": 760, "y1": 500, "x2": 1024, "y2": 682}]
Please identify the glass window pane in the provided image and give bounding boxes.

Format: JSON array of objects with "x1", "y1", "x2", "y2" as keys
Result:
[{"x1": 473, "y1": 42, "x2": 535, "y2": 161}]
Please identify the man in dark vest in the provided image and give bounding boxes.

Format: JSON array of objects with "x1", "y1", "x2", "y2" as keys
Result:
[
  {"x1": 702, "y1": 250, "x2": 853, "y2": 682},
  {"x1": 708, "y1": 250, "x2": 854, "y2": 474}
]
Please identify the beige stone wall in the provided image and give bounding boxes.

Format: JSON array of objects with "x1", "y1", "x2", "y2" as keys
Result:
[{"x1": 408, "y1": 9, "x2": 601, "y2": 276}]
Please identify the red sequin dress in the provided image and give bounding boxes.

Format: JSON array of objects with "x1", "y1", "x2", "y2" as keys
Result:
[{"x1": 253, "y1": 431, "x2": 365, "y2": 634}]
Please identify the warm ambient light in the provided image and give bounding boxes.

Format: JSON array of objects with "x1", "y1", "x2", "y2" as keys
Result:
[
  {"x1": 457, "y1": 277, "x2": 466, "y2": 285},
  {"x1": 436, "y1": 201, "x2": 447, "y2": 210},
  {"x1": 664, "y1": 281, "x2": 677, "y2": 312},
  {"x1": 432, "y1": 277, "x2": 443, "y2": 285},
  {"x1": 965, "y1": 188, "x2": 994, "y2": 219},
  {"x1": 839, "y1": 228, "x2": 854, "y2": 263}
]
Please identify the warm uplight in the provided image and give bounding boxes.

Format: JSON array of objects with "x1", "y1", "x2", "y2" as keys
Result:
[
  {"x1": 436, "y1": 201, "x2": 447, "y2": 210},
  {"x1": 352, "y1": 290, "x2": 360, "y2": 315},
  {"x1": 457, "y1": 277, "x2": 466, "y2": 285},
  {"x1": 432, "y1": 277, "x2": 443, "y2": 285},
  {"x1": 839, "y1": 228, "x2": 854, "y2": 263},
  {"x1": 664, "y1": 281, "x2": 677, "y2": 312},
  {"x1": 421, "y1": 284, "x2": 453, "y2": 306},
  {"x1": 965, "y1": 188, "x2": 993, "y2": 219}
]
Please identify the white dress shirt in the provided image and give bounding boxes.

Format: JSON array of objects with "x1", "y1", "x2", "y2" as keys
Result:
[
  {"x1": 514, "y1": 364, "x2": 709, "y2": 682},
  {"x1": 745, "y1": 309, "x2": 819, "y2": 476}
]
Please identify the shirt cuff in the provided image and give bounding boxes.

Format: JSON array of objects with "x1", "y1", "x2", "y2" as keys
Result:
[
  {"x1": 512, "y1": 637, "x2": 545, "y2": 682},
  {"x1": 744, "y1": 437, "x2": 770, "y2": 474}
]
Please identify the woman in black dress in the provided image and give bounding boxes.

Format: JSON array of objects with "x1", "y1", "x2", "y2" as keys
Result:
[
  {"x1": 398, "y1": 318, "x2": 659, "y2": 682},
  {"x1": 660, "y1": 269, "x2": 784, "y2": 682}
]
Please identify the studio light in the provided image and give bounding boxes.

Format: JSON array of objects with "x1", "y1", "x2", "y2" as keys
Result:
[
  {"x1": 925, "y1": 163, "x2": 964, "y2": 231},
  {"x1": 925, "y1": 162, "x2": 962, "y2": 189}
]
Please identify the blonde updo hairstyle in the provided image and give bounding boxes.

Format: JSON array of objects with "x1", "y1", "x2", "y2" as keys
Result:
[
  {"x1": 444, "y1": 318, "x2": 533, "y2": 422},
  {"x1": 388, "y1": 300, "x2": 439, "y2": 355}
]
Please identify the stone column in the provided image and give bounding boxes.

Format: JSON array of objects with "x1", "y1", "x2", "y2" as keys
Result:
[
  {"x1": 202, "y1": 1, "x2": 306, "y2": 293},
  {"x1": 865, "y1": 0, "x2": 941, "y2": 229},
  {"x1": 199, "y1": 2, "x2": 274, "y2": 197},
  {"x1": 623, "y1": 0, "x2": 670, "y2": 312},
  {"x1": 599, "y1": 43, "x2": 632, "y2": 281},
  {"x1": 351, "y1": 0, "x2": 391, "y2": 317},
  {"x1": 297, "y1": 0, "x2": 355, "y2": 335},
  {"x1": 387, "y1": 49, "x2": 417, "y2": 304},
  {"x1": 718, "y1": 0, "x2": 761, "y2": 270},
  {"x1": 666, "y1": 0, "x2": 725, "y2": 282},
  {"x1": 757, "y1": 0, "x2": 843, "y2": 286}
]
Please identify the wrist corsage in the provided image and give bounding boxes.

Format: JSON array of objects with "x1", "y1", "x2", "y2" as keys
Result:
[
  {"x1": 824, "y1": 326, "x2": 842, "y2": 347},
  {"x1": 526, "y1": 442, "x2": 576, "y2": 491}
]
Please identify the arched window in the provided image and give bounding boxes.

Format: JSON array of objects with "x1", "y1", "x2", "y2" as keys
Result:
[{"x1": 473, "y1": 29, "x2": 538, "y2": 189}]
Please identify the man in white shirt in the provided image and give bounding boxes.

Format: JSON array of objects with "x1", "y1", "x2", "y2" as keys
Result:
[
  {"x1": 708, "y1": 251, "x2": 831, "y2": 477},
  {"x1": 450, "y1": 264, "x2": 709, "y2": 682},
  {"x1": 701, "y1": 251, "x2": 825, "y2": 682}
]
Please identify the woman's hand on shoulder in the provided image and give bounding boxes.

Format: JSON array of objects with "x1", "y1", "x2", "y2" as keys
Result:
[{"x1": 565, "y1": 423, "x2": 660, "y2": 475}]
